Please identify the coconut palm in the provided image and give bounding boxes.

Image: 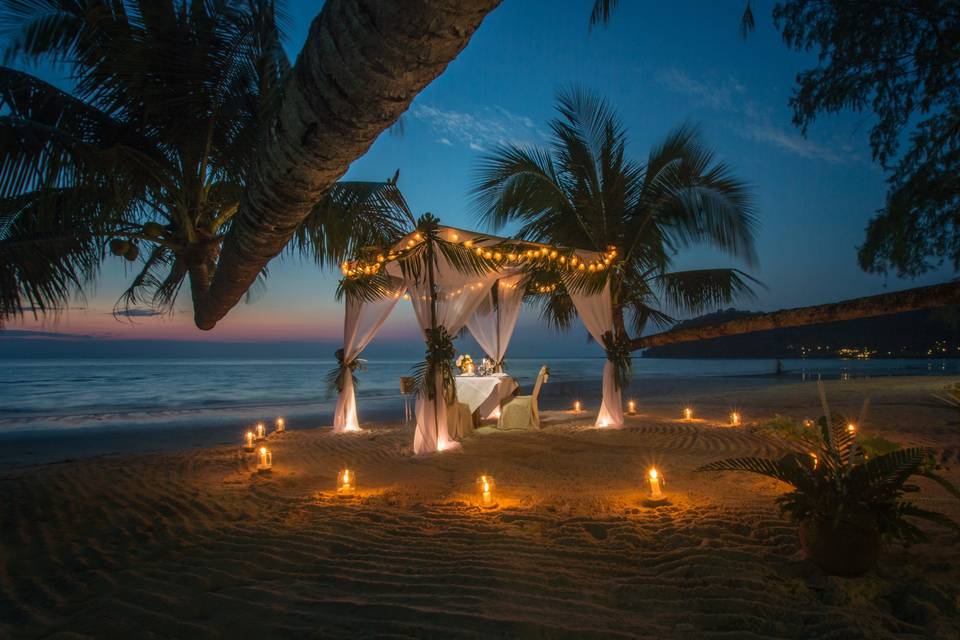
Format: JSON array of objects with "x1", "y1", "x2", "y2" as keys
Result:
[
  {"x1": 0, "y1": 0, "x2": 412, "y2": 323},
  {"x1": 472, "y1": 87, "x2": 759, "y2": 348}
]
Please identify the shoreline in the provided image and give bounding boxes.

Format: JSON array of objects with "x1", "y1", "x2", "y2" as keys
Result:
[{"x1": 2, "y1": 373, "x2": 957, "y2": 470}]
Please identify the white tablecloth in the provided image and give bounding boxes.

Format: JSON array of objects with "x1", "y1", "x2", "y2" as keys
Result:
[{"x1": 455, "y1": 373, "x2": 518, "y2": 420}]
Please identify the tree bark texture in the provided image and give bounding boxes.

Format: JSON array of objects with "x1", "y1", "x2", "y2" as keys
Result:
[
  {"x1": 630, "y1": 280, "x2": 960, "y2": 350},
  {"x1": 194, "y1": 0, "x2": 501, "y2": 329}
]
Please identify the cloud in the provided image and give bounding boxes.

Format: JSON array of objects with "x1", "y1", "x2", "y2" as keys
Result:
[
  {"x1": 0, "y1": 329, "x2": 98, "y2": 340},
  {"x1": 656, "y1": 68, "x2": 745, "y2": 111},
  {"x1": 737, "y1": 120, "x2": 845, "y2": 164},
  {"x1": 112, "y1": 308, "x2": 164, "y2": 318},
  {"x1": 656, "y1": 67, "x2": 853, "y2": 164},
  {"x1": 410, "y1": 103, "x2": 546, "y2": 151}
]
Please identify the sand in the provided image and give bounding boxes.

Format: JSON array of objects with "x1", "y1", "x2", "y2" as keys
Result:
[{"x1": 2, "y1": 375, "x2": 959, "y2": 638}]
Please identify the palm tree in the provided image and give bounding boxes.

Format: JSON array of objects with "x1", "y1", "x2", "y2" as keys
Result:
[
  {"x1": 472, "y1": 88, "x2": 759, "y2": 354},
  {"x1": 0, "y1": 0, "x2": 412, "y2": 323}
]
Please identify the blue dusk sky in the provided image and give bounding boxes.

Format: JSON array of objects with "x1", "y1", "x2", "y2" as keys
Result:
[{"x1": 4, "y1": 0, "x2": 953, "y2": 358}]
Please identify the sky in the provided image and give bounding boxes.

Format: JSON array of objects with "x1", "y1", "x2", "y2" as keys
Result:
[{"x1": 4, "y1": 0, "x2": 954, "y2": 358}]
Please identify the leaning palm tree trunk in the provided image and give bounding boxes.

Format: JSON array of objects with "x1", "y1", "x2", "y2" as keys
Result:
[
  {"x1": 630, "y1": 280, "x2": 960, "y2": 350},
  {"x1": 193, "y1": 0, "x2": 500, "y2": 329}
]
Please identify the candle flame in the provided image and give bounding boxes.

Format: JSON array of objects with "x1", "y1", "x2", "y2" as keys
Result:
[
  {"x1": 730, "y1": 412, "x2": 741, "y2": 425},
  {"x1": 684, "y1": 407, "x2": 692, "y2": 420},
  {"x1": 649, "y1": 468, "x2": 658, "y2": 480}
]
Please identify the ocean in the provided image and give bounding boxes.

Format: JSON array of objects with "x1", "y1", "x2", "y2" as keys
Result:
[{"x1": 2, "y1": 356, "x2": 956, "y2": 436}]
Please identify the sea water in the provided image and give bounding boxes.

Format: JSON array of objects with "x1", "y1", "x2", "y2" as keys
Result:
[{"x1": 1, "y1": 357, "x2": 956, "y2": 435}]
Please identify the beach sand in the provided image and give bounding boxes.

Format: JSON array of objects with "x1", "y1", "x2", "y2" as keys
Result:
[{"x1": 2, "y1": 375, "x2": 959, "y2": 638}]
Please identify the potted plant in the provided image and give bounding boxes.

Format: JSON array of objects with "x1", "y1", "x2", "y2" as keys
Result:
[{"x1": 697, "y1": 413, "x2": 960, "y2": 576}]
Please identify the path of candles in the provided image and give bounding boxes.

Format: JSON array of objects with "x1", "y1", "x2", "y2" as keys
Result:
[{"x1": 2, "y1": 376, "x2": 960, "y2": 638}]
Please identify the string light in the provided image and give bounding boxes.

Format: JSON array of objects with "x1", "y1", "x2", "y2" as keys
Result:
[{"x1": 340, "y1": 231, "x2": 620, "y2": 279}]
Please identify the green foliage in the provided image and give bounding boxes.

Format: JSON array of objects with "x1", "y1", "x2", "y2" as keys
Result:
[
  {"x1": 325, "y1": 347, "x2": 365, "y2": 398},
  {"x1": 754, "y1": 413, "x2": 901, "y2": 460},
  {"x1": 471, "y1": 87, "x2": 758, "y2": 348},
  {"x1": 410, "y1": 326, "x2": 458, "y2": 403},
  {"x1": 771, "y1": 0, "x2": 960, "y2": 277},
  {"x1": 700, "y1": 412, "x2": 960, "y2": 544},
  {"x1": 601, "y1": 330, "x2": 632, "y2": 390},
  {"x1": 0, "y1": 1, "x2": 409, "y2": 323}
]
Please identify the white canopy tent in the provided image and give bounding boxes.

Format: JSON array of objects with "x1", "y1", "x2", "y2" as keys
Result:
[{"x1": 333, "y1": 218, "x2": 625, "y2": 454}]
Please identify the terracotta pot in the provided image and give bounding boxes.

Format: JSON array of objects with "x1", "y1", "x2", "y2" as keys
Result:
[{"x1": 798, "y1": 515, "x2": 880, "y2": 577}]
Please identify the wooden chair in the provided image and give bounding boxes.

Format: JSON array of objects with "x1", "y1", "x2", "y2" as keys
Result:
[
  {"x1": 497, "y1": 366, "x2": 548, "y2": 430},
  {"x1": 399, "y1": 376, "x2": 416, "y2": 424}
]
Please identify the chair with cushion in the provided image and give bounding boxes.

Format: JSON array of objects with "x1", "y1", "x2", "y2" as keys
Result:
[
  {"x1": 497, "y1": 366, "x2": 548, "y2": 430},
  {"x1": 446, "y1": 398, "x2": 474, "y2": 440}
]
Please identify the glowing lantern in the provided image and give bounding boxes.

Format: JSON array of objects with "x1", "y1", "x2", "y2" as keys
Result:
[
  {"x1": 255, "y1": 422, "x2": 266, "y2": 440},
  {"x1": 257, "y1": 446, "x2": 272, "y2": 473},
  {"x1": 730, "y1": 412, "x2": 741, "y2": 426},
  {"x1": 337, "y1": 468, "x2": 355, "y2": 494},
  {"x1": 627, "y1": 400, "x2": 636, "y2": 415},
  {"x1": 647, "y1": 468, "x2": 664, "y2": 500},
  {"x1": 464, "y1": 240, "x2": 474, "y2": 248},
  {"x1": 803, "y1": 418, "x2": 814, "y2": 428},
  {"x1": 243, "y1": 431, "x2": 255, "y2": 452},
  {"x1": 477, "y1": 475, "x2": 495, "y2": 507},
  {"x1": 275, "y1": 417, "x2": 285, "y2": 433},
  {"x1": 846, "y1": 422, "x2": 856, "y2": 436},
  {"x1": 450, "y1": 232, "x2": 459, "y2": 241},
  {"x1": 573, "y1": 400, "x2": 582, "y2": 414},
  {"x1": 683, "y1": 407, "x2": 693, "y2": 421}
]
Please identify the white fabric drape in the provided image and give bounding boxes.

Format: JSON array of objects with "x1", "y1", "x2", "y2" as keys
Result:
[
  {"x1": 333, "y1": 284, "x2": 404, "y2": 433},
  {"x1": 566, "y1": 279, "x2": 623, "y2": 428},
  {"x1": 467, "y1": 274, "x2": 527, "y2": 370},
  {"x1": 408, "y1": 267, "x2": 501, "y2": 454}
]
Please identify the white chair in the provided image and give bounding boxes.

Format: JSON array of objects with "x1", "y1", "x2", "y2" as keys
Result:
[{"x1": 498, "y1": 366, "x2": 548, "y2": 430}]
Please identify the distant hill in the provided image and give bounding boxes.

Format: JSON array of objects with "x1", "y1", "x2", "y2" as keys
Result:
[{"x1": 641, "y1": 307, "x2": 960, "y2": 359}]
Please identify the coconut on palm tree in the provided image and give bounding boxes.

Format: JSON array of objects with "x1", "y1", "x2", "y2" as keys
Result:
[
  {"x1": 472, "y1": 87, "x2": 759, "y2": 382},
  {"x1": 0, "y1": 0, "x2": 412, "y2": 323}
]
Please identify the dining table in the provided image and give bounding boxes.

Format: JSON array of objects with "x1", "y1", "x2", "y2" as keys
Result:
[{"x1": 454, "y1": 372, "x2": 519, "y2": 422}]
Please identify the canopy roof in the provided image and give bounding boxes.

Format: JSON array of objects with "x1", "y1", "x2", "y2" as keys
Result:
[
  {"x1": 331, "y1": 216, "x2": 625, "y2": 454},
  {"x1": 340, "y1": 223, "x2": 618, "y2": 289}
]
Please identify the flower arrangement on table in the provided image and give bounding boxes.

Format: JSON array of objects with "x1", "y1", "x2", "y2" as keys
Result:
[
  {"x1": 455, "y1": 354, "x2": 475, "y2": 375},
  {"x1": 477, "y1": 357, "x2": 495, "y2": 376}
]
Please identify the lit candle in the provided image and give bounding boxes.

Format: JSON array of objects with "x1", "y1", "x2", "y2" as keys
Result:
[
  {"x1": 338, "y1": 468, "x2": 355, "y2": 494},
  {"x1": 478, "y1": 474, "x2": 495, "y2": 507},
  {"x1": 257, "y1": 446, "x2": 272, "y2": 473},
  {"x1": 683, "y1": 407, "x2": 693, "y2": 421},
  {"x1": 730, "y1": 412, "x2": 741, "y2": 426},
  {"x1": 627, "y1": 400, "x2": 636, "y2": 415},
  {"x1": 573, "y1": 400, "x2": 582, "y2": 414},
  {"x1": 275, "y1": 417, "x2": 285, "y2": 433},
  {"x1": 255, "y1": 422, "x2": 266, "y2": 440},
  {"x1": 648, "y1": 468, "x2": 664, "y2": 499},
  {"x1": 244, "y1": 430, "x2": 255, "y2": 452}
]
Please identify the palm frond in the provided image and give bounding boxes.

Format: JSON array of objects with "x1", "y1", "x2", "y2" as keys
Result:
[
  {"x1": 292, "y1": 181, "x2": 413, "y2": 267},
  {"x1": 655, "y1": 268, "x2": 761, "y2": 315},
  {"x1": 588, "y1": 0, "x2": 619, "y2": 31},
  {"x1": 740, "y1": 1, "x2": 755, "y2": 39}
]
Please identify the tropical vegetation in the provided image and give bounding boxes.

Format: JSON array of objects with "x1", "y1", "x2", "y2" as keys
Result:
[
  {"x1": 472, "y1": 87, "x2": 759, "y2": 357},
  {"x1": 0, "y1": 0, "x2": 411, "y2": 324},
  {"x1": 699, "y1": 411, "x2": 960, "y2": 574}
]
